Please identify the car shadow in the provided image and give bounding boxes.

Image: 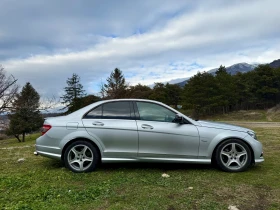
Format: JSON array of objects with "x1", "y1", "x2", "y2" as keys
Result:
[
  {"x1": 44, "y1": 159, "x2": 264, "y2": 173},
  {"x1": 44, "y1": 159, "x2": 217, "y2": 172},
  {"x1": 98, "y1": 162, "x2": 216, "y2": 172}
]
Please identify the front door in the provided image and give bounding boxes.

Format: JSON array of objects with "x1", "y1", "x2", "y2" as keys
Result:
[{"x1": 135, "y1": 102, "x2": 200, "y2": 159}]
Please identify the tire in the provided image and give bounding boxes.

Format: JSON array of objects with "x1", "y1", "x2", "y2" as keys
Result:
[
  {"x1": 215, "y1": 139, "x2": 252, "y2": 172},
  {"x1": 64, "y1": 140, "x2": 100, "y2": 173}
]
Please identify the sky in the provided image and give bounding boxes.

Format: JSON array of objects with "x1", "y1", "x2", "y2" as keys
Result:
[{"x1": 1, "y1": 0, "x2": 280, "y2": 99}]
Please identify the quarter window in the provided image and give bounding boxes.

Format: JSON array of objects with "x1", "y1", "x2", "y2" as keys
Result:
[
  {"x1": 136, "y1": 102, "x2": 176, "y2": 122},
  {"x1": 86, "y1": 105, "x2": 102, "y2": 118}
]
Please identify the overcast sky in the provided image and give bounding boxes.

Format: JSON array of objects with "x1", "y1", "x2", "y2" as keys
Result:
[{"x1": 1, "y1": 0, "x2": 280, "y2": 98}]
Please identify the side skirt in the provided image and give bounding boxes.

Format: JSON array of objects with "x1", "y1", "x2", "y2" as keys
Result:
[{"x1": 102, "y1": 157, "x2": 211, "y2": 164}]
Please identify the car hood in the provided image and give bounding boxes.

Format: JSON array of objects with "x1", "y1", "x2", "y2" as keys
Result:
[{"x1": 197, "y1": 120, "x2": 251, "y2": 133}]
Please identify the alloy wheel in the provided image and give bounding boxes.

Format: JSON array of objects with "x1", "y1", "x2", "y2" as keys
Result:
[
  {"x1": 220, "y1": 143, "x2": 248, "y2": 170},
  {"x1": 67, "y1": 144, "x2": 94, "y2": 172}
]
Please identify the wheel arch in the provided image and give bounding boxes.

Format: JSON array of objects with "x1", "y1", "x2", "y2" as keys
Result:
[
  {"x1": 211, "y1": 137, "x2": 255, "y2": 164},
  {"x1": 61, "y1": 137, "x2": 102, "y2": 163}
]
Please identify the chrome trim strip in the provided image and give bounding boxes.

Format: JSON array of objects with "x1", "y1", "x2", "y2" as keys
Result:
[
  {"x1": 36, "y1": 145, "x2": 60, "y2": 150},
  {"x1": 102, "y1": 158, "x2": 138, "y2": 163},
  {"x1": 138, "y1": 157, "x2": 211, "y2": 163},
  {"x1": 37, "y1": 151, "x2": 61, "y2": 160},
  {"x1": 102, "y1": 157, "x2": 211, "y2": 164},
  {"x1": 255, "y1": 158, "x2": 264, "y2": 164}
]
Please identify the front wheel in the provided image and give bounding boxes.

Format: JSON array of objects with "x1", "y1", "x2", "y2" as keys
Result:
[
  {"x1": 64, "y1": 141, "x2": 100, "y2": 173},
  {"x1": 215, "y1": 139, "x2": 252, "y2": 172}
]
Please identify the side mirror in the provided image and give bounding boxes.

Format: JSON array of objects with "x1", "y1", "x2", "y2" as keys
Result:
[{"x1": 174, "y1": 114, "x2": 184, "y2": 124}]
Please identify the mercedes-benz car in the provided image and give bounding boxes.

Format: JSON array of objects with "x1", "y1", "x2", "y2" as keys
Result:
[{"x1": 35, "y1": 99, "x2": 264, "y2": 173}]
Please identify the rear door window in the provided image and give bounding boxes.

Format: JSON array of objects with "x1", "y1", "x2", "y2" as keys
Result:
[
  {"x1": 103, "y1": 102, "x2": 131, "y2": 119},
  {"x1": 84, "y1": 102, "x2": 133, "y2": 120},
  {"x1": 85, "y1": 105, "x2": 102, "y2": 118}
]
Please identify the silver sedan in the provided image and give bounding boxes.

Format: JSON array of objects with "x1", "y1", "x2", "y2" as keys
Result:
[{"x1": 35, "y1": 99, "x2": 264, "y2": 173}]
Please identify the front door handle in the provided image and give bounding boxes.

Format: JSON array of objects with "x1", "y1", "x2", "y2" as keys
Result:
[
  {"x1": 92, "y1": 121, "x2": 104, "y2": 126},
  {"x1": 141, "y1": 124, "x2": 153, "y2": 130}
]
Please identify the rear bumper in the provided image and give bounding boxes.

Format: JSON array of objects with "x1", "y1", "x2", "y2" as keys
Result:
[
  {"x1": 35, "y1": 150, "x2": 61, "y2": 160},
  {"x1": 35, "y1": 144, "x2": 62, "y2": 160}
]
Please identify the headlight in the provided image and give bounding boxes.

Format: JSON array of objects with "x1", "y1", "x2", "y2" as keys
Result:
[{"x1": 247, "y1": 131, "x2": 257, "y2": 140}]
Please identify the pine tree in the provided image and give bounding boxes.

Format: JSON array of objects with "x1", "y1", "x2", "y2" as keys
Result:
[
  {"x1": 165, "y1": 83, "x2": 182, "y2": 108},
  {"x1": 126, "y1": 84, "x2": 152, "y2": 99},
  {"x1": 252, "y1": 65, "x2": 279, "y2": 108},
  {"x1": 61, "y1": 73, "x2": 86, "y2": 109},
  {"x1": 67, "y1": 95, "x2": 100, "y2": 113},
  {"x1": 103, "y1": 68, "x2": 127, "y2": 99},
  {"x1": 149, "y1": 83, "x2": 167, "y2": 104},
  {"x1": 215, "y1": 65, "x2": 237, "y2": 113},
  {"x1": 6, "y1": 82, "x2": 43, "y2": 142},
  {"x1": 183, "y1": 72, "x2": 217, "y2": 117}
]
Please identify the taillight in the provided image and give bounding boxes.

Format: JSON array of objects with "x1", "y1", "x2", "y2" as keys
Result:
[{"x1": 41, "y1": 124, "x2": 52, "y2": 135}]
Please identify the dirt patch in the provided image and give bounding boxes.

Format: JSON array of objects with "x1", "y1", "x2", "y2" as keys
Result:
[
  {"x1": 212, "y1": 184, "x2": 272, "y2": 210},
  {"x1": 238, "y1": 185, "x2": 271, "y2": 210},
  {"x1": 267, "y1": 105, "x2": 280, "y2": 121},
  {"x1": 167, "y1": 205, "x2": 176, "y2": 210},
  {"x1": 0, "y1": 145, "x2": 33, "y2": 150},
  {"x1": 266, "y1": 116, "x2": 272, "y2": 121}
]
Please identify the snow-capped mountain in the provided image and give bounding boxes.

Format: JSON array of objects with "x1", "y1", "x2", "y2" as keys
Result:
[{"x1": 174, "y1": 59, "x2": 280, "y2": 87}]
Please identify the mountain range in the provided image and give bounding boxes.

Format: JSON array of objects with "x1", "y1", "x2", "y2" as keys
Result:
[{"x1": 174, "y1": 58, "x2": 280, "y2": 87}]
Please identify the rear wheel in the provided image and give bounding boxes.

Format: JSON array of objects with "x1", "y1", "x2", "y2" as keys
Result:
[
  {"x1": 215, "y1": 139, "x2": 251, "y2": 172},
  {"x1": 64, "y1": 141, "x2": 100, "y2": 173}
]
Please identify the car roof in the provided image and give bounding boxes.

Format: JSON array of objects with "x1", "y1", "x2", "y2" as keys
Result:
[{"x1": 96, "y1": 98, "x2": 161, "y2": 103}]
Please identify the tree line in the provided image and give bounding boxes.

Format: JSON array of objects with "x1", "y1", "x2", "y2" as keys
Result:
[
  {"x1": 1, "y1": 64, "x2": 280, "y2": 142},
  {"x1": 63, "y1": 65, "x2": 280, "y2": 118},
  {"x1": 184, "y1": 64, "x2": 280, "y2": 117}
]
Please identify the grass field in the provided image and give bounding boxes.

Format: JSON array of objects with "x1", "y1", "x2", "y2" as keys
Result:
[
  {"x1": 0, "y1": 123, "x2": 280, "y2": 210},
  {"x1": 181, "y1": 108, "x2": 280, "y2": 122}
]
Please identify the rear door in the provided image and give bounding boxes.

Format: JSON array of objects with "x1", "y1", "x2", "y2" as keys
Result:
[
  {"x1": 82, "y1": 101, "x2": 138, "y2": 158},
  {"x1": 135, "y1": 101, "x2": 200, "y2": 159}
]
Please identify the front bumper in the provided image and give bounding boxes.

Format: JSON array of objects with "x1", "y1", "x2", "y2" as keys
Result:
[{"x1": 254, "y1": 151, "x2": 264, "y2": 164}]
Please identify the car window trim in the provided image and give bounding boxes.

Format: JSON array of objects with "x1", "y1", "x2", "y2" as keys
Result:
[{"x1": 132, "y1": 101, "x2": 140, "y2": 120}]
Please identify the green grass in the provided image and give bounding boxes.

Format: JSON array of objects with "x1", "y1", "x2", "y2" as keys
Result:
[
  {"x1": 204, "y1": 110, "x2": 268, "y2": 122},
  {"x1": 1, "y1": 126, "x2": 280, "y2": 210},
  {"x1": 181, "y1": 109, "x2": 280, "y2": 122}
]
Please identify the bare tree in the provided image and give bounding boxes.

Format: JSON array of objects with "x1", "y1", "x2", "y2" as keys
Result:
[
  {"x1": 39, "y1": 95, "x2": 61, "y2": 112},
  {"x1": 0, "y1": 65, "x2": 18, "y2": 114},
  {"x1": 99, "y1": 80, "x2": 106, "y2": 99}
]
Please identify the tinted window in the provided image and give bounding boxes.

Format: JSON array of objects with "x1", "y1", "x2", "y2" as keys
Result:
[
  {"x1": 85, "y1": 105, "x2": 102, "y2": 118},
  {"x1": 85, "y1": 102, "x2": 132, "y2": 119},
  {"x1": 136, "y1": 102, "x2": 176, "y2": 122},
  {"x1": 103, "y1": 102, "x2": 131, "y2": 119}
]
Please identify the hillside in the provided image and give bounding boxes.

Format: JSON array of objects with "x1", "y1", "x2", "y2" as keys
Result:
[
  {"x1": 184, "y1": 105, "x2": 280, "y2": 122},
  {"x1": 176, "y1": 62, "x2": 258, "y2": 87},
  {"x1": 269, "y1": 59, "x2": 280, "y2": 68},
  {"x1": 207, "y1": 63, "x2": 258, "y2": 75},
  {"x1": 175, "y1": 58, "x2": 279, "y2": 87}
]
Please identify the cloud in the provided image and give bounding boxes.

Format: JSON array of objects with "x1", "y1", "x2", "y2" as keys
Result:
[{"x1": 1, "y1": 0, "x2": 280, "y2": 98}]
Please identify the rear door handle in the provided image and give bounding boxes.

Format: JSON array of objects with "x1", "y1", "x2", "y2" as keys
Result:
[
  {"x1": 92, "y1": 121, "x2": 104, "y2": 126},
  {"x1": 141, "y1": 124, "x2": 153, "y2": 129}
]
